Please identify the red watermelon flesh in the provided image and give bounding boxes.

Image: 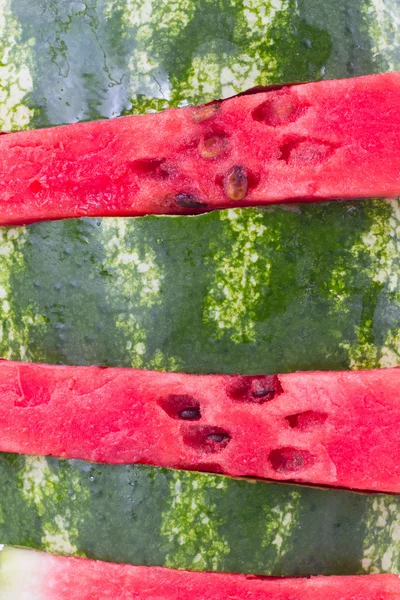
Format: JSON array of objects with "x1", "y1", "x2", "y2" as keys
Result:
[
  {"x1": 2, "y1": 547, "x2": 400, "y2": 600},
  {"x1": 0, "y1": 361, "x2": 399, "y2": 492},
  {"x1": 1, "y1": 72, "x2": 400, "y2": 224}
]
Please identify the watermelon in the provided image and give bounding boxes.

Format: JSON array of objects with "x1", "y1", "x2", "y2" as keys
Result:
[
  {"x1": 0, "y1": 360, "x2": 399, "y2": 493},
  {"x1": 1, "y1": 548, "x2": 400, "y2": 600},
  {"x1": 2, "y1": 0, "x2": 400, "y2": 132},
  {"x1": 1, "y1": 73, "x2": 400, "y2": 224},
  {"x1": 1, "y1": 452, "x2": 400, "y2": 575},
  {"x1": 1, "y1": 199, "x2": 400, "y2": 374}
]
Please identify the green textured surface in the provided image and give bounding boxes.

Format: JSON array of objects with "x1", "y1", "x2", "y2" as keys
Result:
[
  {"x1": 1, "y1": 200, "x2": 400, "y2": 373},
  {"x1": 0, "y1": 453, "x2": 399, "y2": 575},
  {"x1": 1, "y1": 0, "x2": 400, "y2": 131}
]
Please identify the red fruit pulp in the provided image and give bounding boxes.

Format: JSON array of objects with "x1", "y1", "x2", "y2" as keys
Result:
[
  {"x1": 0, "y1": 72, "x2": 400, "y2": 224},
  {"x1": 0, "y1": 361, "x2": 399, "y2": 492}
]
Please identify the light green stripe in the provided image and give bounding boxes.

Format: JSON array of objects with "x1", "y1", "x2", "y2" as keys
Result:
[
  {"x1": 204, "y1": 208, "x2": 274, "y2": 344},
  {"x1": 364, "y1": 0, "x2": 400, "y2": 72},
  {"x1": 0, "y1": 0, "x2": 34, "y2": 131},
  {"x1": 362, "y1": 496, "x2": 400, "y2": 573},
  {"x1": 0, "y1": 226, "x2": 33, "y2": 361},
  {"x1": 261, "y1": 490, "x2": 302, "y2": 566},
  {"x1": 337, "y1": 200, "x2": 400, "y2": 369},
  {"x1": 101, "y1": 218, "x2": 178, "y2": 370},
  {"x1": 19, "y1": 456, "x2": 87, "y2": 556},
  {"x1": 161, "y1": 470, "x2": 230, "y2": 571}
]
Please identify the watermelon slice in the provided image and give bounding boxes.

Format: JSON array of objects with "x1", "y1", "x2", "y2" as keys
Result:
[
  {"x1": 0, "y1": 360, "x2": 399, "y2": 493},
  {"x1": 1, "y1": 547, "x2": 400, "y2": 600},
  {"x1": 1, "y1": 200, "x2": 400, "y2": 374},
  {"x1": 1, "y1": 72, "x2": 400, "y2": 224},
  {"x1": 2, "y1": 0, "x2": 400, "y2": 133},
  {"x1": 1, "y1": 453, "x2": 400, "y2": 575}
]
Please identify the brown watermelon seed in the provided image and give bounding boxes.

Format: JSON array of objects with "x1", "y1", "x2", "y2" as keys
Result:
[
  {"x1": 174, "y1": 193, "x2": 204, "y2": 208},
  {"x1": 182, "y1": 426, "x2": 231, "y2": 453},
  {"x1": 178, "y1": 407, "x2": 201, "y2": 421},
  {"x1": 251, "y1": 380, "x2": 276, "y2": 399},
  {"x1": 224, "y1": 166, "x2": 248, "y2": 201},
  {"x1": 206, "y1": 432, "x2": 230, "y2": 444},
  {"x1": 198, "y1": 135, "x2": 227, "y2": 159},
  {"x1": 192, "y1": 103, "x2": 220, "y2": 123}
]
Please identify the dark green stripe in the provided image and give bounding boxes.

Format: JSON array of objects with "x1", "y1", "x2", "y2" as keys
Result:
[
  {"x1": 1, "y1": 200, "x2": 400, "y2": 374},
  {"x1": 2, "y1": 0, "x2": 400, "y2": 131},
  {"x1": 0, "y1": 453, "x2": 399, "y2": 575}
]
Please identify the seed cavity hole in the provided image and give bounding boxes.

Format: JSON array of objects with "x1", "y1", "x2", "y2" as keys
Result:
[
  {"x1": 226, "y1": 375, "x2": 283, "y2": 404},
  {"x1": 252, "y1": 93, "x2": 309, "y2": 126},
  {"x1": 129, "y1": 158, "x2": 171, "y2": 179},
  {"x1": 183, "y1": 426, "x2": 231, "y2": 454},
  {"x1": 285, "y1": 410, "x2": 328, "y2": 430},
  {"x1": 192, "y1": 103, "x2": 221, "y2": 123},
  {"x1": 198, "y1": 133, "x2": 228, "y2": 159},
  {"x1": 278, "y1": 138, "x2": 336, "y2": 164},
  {"x1": 268, "y1": 447, "x2": 315, "y2": 473},
  {"x1": 158, "y1": 394, "x2": 201, "y2": 421}
]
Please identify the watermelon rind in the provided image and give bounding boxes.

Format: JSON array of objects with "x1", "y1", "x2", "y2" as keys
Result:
[
  {"x1": 0, "y1": 453, "x2": 399, "y2": 576},
  {"x1": 1, "y1": 0, "x2": 400, "y2": 131},
  {"x1": 1, "y1": 200, "x2": 400, "y2": 373}
]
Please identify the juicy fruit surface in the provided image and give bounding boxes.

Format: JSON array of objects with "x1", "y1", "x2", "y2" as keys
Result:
[
  {"x1": 0, "y1": 361, "x2": 399, "y2": 492},
  {"x1": 2, "y1": 0, "x2": 400, "y2": 132},
  {"x1": 1, "y1": 548, "x2": 400, "y2": 600},
  {"x1": 1, "y1": 200, "x2": 400, "y2": 374},
  {"x1": 1, "y1": 453, "x2": 400, "y2": 575},
  {"x1": 2, "y1": 73, "x2": 400, "y2": 223}
]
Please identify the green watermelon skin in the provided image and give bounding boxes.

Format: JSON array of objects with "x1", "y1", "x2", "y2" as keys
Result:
[
  {"x1": 1, "y1": 199, "x2": 400, "y2": 374},
  {"x1": 1, "y1": 548, "x2": 400, "y2": 600},
  {"x1": 0, "y1": 453, "x2": 399, "y2": 575},
  {"x1": 2, "y1": 0, "x2": 400, "y2": 131}
]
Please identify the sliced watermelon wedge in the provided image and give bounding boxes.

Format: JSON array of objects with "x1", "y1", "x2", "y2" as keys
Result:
[
  {"x1": 0, "y1": 361, "x2": 399, "y2": 493},
  {"x1": 1, "y1": 547, "x2": 400, "y2": 600},
  {"x1": 1, "y1": 72, "x2": 400, "y2": 224}
]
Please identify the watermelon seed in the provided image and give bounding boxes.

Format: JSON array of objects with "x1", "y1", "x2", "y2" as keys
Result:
[
  {"x1": 159, "y1": 394, "x2": 201, "y2": 420},
  {"x1": 174, "y1": 193, "x2": 204, "y2": 208},
  {"x1": 224, "y1": 166, "x2": 248, "y2": 201},
  {"x1": 192, "y1": 103, "x2": 220, "y2": 123},
  {"x1": 226, "y1": 375, "x2": 283, "y2": 404},
  {"x1": 251, "y1": 380, "x2": 275, "y2": 399},
  {"x1": 178, "y1": 407, "x2": 201, "y2": 421},
  {"x1": 183, "y1": 426, "x2": 231, "y2": 453},
  {"x1": 206, "y1": 433, "x2": 229, "y2": 444}
]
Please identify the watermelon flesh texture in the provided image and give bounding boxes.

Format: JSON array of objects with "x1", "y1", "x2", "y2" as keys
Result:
[
  {"x1": 1, "y1": 548, "x2": 400, "y2": 600},
  {"x1": 0, "y1": 361, "x2": 399, "y2": 493},
  {"x1": 1, "y1": 72, "x2": 400, "y2": 224}
]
